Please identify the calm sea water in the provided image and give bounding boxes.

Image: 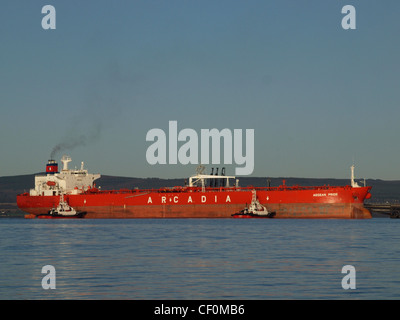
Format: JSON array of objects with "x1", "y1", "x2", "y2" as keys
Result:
[{"x1": 0, "y1": 217, "x2": 399, "y2": 300}]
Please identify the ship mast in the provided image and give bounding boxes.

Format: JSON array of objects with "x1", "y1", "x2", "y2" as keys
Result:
[
  {"x1": 61, "y1": 155, "x2": 72, "y2": 171},
  {"x1": 350, "y1": 165, "x2": 360, "y2": 188}
]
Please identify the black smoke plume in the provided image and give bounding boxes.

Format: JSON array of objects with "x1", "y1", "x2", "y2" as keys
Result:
[
  {"x1": 50, "y1": 123, "x2": 101, "y2": 160},
  {"x1": 49, "y1": 60, "x2": 135, "y2": 160}
]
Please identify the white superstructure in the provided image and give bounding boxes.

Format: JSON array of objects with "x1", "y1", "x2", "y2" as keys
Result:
[{"x1": 29, "y1": 155, "x2": 101, "y2": 196}]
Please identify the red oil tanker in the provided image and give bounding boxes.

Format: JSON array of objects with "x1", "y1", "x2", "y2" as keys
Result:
[{"x1": 17, "y1": 156, "x2": 372, "y2": 219}]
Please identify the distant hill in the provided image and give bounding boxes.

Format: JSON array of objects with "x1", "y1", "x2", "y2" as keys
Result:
[{"x1": 1, "y1": 173, "x2": 400, "y2": 204}]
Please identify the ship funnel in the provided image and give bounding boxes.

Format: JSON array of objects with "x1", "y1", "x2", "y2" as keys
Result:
[{"x1": 46, "y1": 160, "x2": 58, "y2": 174}]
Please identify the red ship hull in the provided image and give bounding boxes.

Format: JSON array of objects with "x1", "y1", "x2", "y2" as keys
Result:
[{"x1": 17, "y1": 185, "x2": 372, "y2": 219}]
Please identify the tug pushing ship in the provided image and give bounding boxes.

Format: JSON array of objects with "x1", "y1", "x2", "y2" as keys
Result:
[
  {"x1": 232, "y1": 190, "x2": 276, "y2": 218},
  {"x1": 37, "y1": 193, "x2": 87, "y2": 219},
  {"x1": 17, "y1": 156, "x2": 372, "y2": 219}
]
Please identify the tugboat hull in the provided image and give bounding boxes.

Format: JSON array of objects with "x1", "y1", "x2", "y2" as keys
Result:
[
  {"x1": 36, "y1": 211, "x2": 87, "y2": 219},
  {"x1": 231, "y1": 212, "x2": 276, "y2": 218}
]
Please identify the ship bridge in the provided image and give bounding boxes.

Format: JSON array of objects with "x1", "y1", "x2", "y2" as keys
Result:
[{"x1": 30, "y1": 155, "x2": 101, "y2": 196}]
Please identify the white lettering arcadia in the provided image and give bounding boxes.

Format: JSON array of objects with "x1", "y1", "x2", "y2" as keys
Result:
[
  {"x1": 146, "y1": 121, "x2": 254, "y2": 175},
  {"x1": 145, "y1": 194, "x2": 234, "y2": 204}
]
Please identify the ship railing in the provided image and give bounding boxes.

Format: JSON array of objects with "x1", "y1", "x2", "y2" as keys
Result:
[
  {"x1": 81, "y1": 184, "x2": 357, "y2": 195},
  {"x1": 261, "y1": 185, "x2": 354, "y2": 191}
]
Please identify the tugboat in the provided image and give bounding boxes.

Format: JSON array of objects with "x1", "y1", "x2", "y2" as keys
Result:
[
  {"x1": 37, "y1": 194, "x2": 86, "y2": 219},
  {"x1": 232, "y1": 190, "x2": 276, "y2": 218}
]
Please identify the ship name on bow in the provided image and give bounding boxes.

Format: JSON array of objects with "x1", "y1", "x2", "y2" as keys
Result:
[{"x1": 313, "y1": 193, "x2": 338, "y2": 197}]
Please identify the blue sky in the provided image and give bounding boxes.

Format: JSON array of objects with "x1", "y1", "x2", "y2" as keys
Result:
[{"x1": 1, "y1": 1, "x2": 400, "y2": 180}]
